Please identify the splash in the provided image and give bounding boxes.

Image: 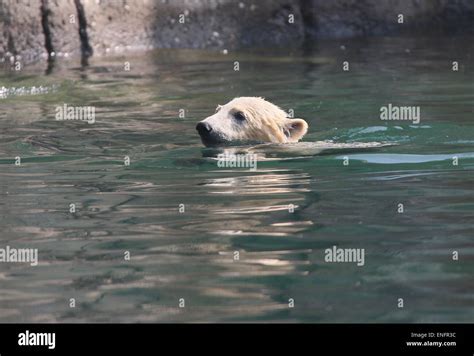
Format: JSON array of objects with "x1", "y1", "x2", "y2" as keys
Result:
[{"x1": 0, "y1": 84, "x2": 59, "y2": 99}]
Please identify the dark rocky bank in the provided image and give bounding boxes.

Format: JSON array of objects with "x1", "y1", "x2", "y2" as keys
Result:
[{"x1": 1, "y1": 0, "x2": 473, "y2": 64}]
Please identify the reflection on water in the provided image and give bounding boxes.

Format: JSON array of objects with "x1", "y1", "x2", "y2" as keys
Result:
[{"x1": 0, "y1": 36, "x2": 473, "y2": 322}]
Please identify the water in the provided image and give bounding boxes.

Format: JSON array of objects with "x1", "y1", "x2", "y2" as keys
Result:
[{"x1": 0, "y1": 36, "x2": 473, "y2": 322}]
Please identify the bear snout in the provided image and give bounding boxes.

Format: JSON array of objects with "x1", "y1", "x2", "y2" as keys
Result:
[{"x1": 196, "y1": 122, "x2": 212, "y2": 136}]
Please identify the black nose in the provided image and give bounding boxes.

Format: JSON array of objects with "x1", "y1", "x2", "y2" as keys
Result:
[{"x1": 196, "y1": 122, "x2": 212, "y2": 135}]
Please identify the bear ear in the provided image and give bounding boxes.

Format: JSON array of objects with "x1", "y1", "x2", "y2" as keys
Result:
[{"x1": 284, "y1": 118, "x2": 308, "y2": 142}]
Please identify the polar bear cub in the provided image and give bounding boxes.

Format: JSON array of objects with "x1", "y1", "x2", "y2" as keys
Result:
[{"x1": 196, "y1": 97, "x2": 308, "y2": 146}]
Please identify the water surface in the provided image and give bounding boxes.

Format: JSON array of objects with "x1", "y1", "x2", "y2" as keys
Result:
[{"x1": 0, "y1": 36, "x2": 473, "y2": 322}]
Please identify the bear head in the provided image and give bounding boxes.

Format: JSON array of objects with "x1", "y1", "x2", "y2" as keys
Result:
[{"x1": 196, "y1": 97, "x2": 308, "y2": 147}]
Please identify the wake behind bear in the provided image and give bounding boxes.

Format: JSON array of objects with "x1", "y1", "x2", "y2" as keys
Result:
[{"x1": 196, "y1": 97, "x2": 392, "y2": 156}]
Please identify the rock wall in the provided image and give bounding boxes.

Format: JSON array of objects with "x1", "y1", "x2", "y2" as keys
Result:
[
  {"x1": 84, "y1": 0, "x2": 305, "y2": 55},
  {"x1": 303, "y1": 0, "x2": 474, "y2": 38},
  {"x1": 1, "y1": 0, "x2": 473, "y2": 64},
  {"x1": 0, "y1": 0, "x2": 45, "y2": 63}
]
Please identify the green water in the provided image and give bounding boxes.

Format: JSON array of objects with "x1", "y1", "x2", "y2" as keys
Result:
[{"x1": 0, "y1": 36, "x2": 473, "y2": 322}]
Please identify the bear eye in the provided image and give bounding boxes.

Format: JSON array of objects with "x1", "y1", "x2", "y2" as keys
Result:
[{"x1": 233, "y1": 111, "x2": 246, "y2": 122}]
